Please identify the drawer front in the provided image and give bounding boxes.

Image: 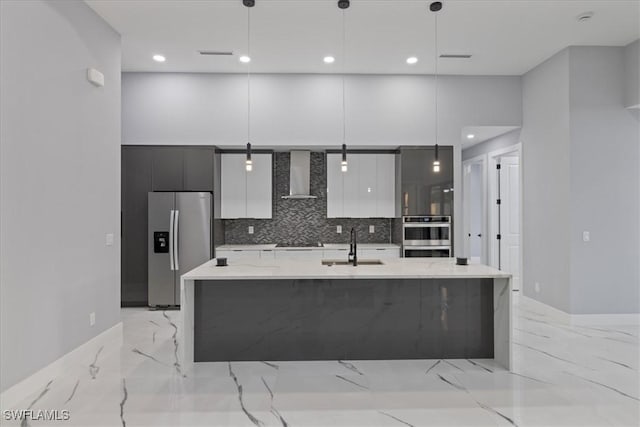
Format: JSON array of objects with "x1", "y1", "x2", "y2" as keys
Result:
[
  {"x1": 215, "y1": 249, "x2": 261, "y2": 261},
  {"x1": 359, "y1": 247, "x2": 400, "y2": 259}
]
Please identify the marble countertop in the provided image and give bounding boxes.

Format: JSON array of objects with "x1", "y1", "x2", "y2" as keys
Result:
[
  {"x1": 182, "y1": 257, "x2": 511, "y2": 280},
  {"x1": 216, "y1": 243, "x2": 401, "y2": 251}
]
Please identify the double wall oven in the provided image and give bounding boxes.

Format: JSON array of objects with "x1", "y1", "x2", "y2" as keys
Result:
[{"x1": 402, "y1": 216, "x2": 451, "y2": 258}]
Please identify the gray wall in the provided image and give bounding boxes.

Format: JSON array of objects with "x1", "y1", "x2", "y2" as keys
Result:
[
  {"x1": 521, "y1": 49, "x2": 572, "y2": 312},
  {"x1": 0, "y1": 0, "x2": 121, "y2": 392},
  {"x1": 624, "y1": 40, "x2": 639, "y2": 108},
  {"x1": 568, "y1": 46, "x2": 640, "y2": 314},
  {"x1": 223, "y1": 152, "x2": 392, "y2": 246},
  {"x1": 461, "y1": 129, "x2": 521, "y2": 161},
  {"x1": 122, "y1": 72, "x2": 522, "y2": 254},
  {"x1": 521, "y1": 46, "x2": 640, "y2": 315}
]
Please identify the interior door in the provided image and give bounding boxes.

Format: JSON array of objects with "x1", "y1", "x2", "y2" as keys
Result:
[
  {"x1": 499, "y1": 156, "x2": 520, "y2": 290},
  {"x1": 148, "y1": 192, "x2": 176, "y2": 307},
  {"x1": 175, "y1": 192, "x2": 212, "y2": 304}
]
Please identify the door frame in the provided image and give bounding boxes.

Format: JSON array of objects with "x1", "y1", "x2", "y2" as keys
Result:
[
  {"x1": 487, "y1": 143, "x2": 523, "y2": 288},
  {"x1": 462, "y1": 153, "x2": 488, "y2": 264}
]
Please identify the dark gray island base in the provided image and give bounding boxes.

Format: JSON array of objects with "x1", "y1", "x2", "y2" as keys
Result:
[{"x1": 193, "y1": 278, "x2": 494, "y2": 362}]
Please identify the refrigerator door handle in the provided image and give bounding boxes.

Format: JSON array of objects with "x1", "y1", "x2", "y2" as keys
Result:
[
  {"x1": 174, "y1": 210, "x2": 180, "y2": 271},
  {"x1": 169, "y1": 210, "x2": 175, "y2": 271}
]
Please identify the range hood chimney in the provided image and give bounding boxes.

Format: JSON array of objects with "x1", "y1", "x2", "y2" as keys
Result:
[{"x1": 282, "y1": 151, "x2": 317, "y2": 199}]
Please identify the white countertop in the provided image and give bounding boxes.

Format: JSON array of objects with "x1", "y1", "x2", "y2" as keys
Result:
[
  {"x1": 215, "y1": 243, "x2": 401, "y2": 251},
  {"x1": 182, "y1": 257, "x2": 511, "y2": 280}
]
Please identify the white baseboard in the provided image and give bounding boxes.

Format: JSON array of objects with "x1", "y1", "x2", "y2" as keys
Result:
[
  {"x1": 518, "y1": 295, "x2": 640, "y2": 326},
  {"x1": 0, "y1": 322, "x2": 123, "y2": 410}
]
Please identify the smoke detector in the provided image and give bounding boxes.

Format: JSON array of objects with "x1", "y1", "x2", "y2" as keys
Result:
[{"x1": 577, "y1": 11, "x2": 594, "y2": 22}]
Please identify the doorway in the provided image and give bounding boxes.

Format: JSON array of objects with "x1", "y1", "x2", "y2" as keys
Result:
[
  {"x1": 488, "y1": 145, "x2": 522, "y2": 291},
  {"x1": 462, "y1": 155, "x2": 487, "y2": 264}
]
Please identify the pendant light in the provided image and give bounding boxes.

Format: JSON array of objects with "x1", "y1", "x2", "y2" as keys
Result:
[
  {"x1": 243, "y1": 0, "x2": 254, "y2": 171},
  {"x1": 339, "y1": 0, "x2": 349, "y2": 172},
  {"x1": 431, "y1": 1, "x2": 442, "y2": 173}
]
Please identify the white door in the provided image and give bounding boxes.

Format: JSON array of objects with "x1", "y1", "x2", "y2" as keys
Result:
[{"x1": 499, "y1": 156, "x2": 520, "y2": 290}]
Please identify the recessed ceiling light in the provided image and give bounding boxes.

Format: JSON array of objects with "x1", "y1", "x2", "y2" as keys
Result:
[
  {"x1": 467, "y1": 134, "x2": 475, "y2": 139},
  {"x1": 406, "y1": 56, "x2": 418, "y2": 65},
  {"x1": 152, "y1": 54, "x2": 166, "y2": 63},
  {"x1": 323, "y1": 56, "x2": 335, "y2": 64},
  {"x1": 577, "y1": 11, "x2": 594, "y2": 22},
  {"x1": 239, "y1": 55, "x2": 251, "y2": 63}
]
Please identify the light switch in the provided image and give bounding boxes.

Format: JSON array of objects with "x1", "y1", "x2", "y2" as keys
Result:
[
  {"x1": 248, "y1": 226, "x2": 254, "y2": 235},
  {"x1": 105, "y1": 233, "x2": 114, "y2": 246},
  {"x1": 582, "y1": 231, "x2": 590, "y2": 242},
  {"x1": 369, "y1": 225, "x2": 375, "y2": 233},
  {"x1": 336, "y1": 225, "x2": 342, "y2": 234}
]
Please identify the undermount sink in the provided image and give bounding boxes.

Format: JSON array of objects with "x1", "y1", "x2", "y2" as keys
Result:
[{"x1": 321, "y1": 259, "x2": 384, "y2": 266}]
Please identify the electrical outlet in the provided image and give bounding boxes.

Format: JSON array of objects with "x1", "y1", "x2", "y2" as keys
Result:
[
  {"x1": 534, "y1": 282, "x2": 540, "y2": 293},
  {"x1": 89, "y1": 312, "x2": 96, "y2": 326},
  {"x1": 369, "y1": 225, "x2": 375, "y2": 233},
  {"x1": 105, "y1": 233, "x2": 114, "y2": 246},
  {"x1": 582, "y1": 231, "x2": 590, "y2": 242},
  {"x1": 336, "y1": 225, "x2": 342, "y2": 234},
  {"x1": 248, "y1": 226, "x2": 254, "y2": 234}
]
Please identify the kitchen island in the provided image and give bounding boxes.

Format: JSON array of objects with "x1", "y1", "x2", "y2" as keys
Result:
[{"x1": 180, "y1": 257, "x2": 512, "y2": 370}]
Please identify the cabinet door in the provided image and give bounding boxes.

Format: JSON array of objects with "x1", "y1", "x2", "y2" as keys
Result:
[
  {"x1": 359, "y1": 247, "x2": 400, "y2": 259},
  {"x1": 357, "y1": 154, "x2": 377, "y2": 218},
  {"x1": 246, "y1": 154, "x2": 273, "y2": 219},
  {"x1": 122, "y1": 147, "x2": 153, "y2": 305},
  {"x1": 275, "y1": 249, "x2": 321, "y2": 260},
  {"x1": 216, "y1": 249, "x2": 260, "y2": 262},
  {"x1": 260, "y1": 249, "x2": 276, "y2": 259},
  {"x1": 184, "y1": 147, "x2": 214, "y2": 191},
  {"x1": 326, "y1": 154, "x2": 344, "y2": 218},
  {"x1": 376, "y1": 154, "x2": 396, "y2": 218},
  {"x1": 152, "y1": 147, "x2": 184, "y2": 191},
  {"x1": 342, "y1": 154, "x2": 360, "y2": 217},
  {"x1": 220, "y1": 154, "x2": 247, "y2": 218},
  {"x1": 323, "y1": 248, "x2": 349, "y2": 259}
]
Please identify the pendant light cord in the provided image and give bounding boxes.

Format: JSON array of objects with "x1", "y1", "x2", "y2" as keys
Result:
[
  {"x1": 247, "y1": 6, "x2": 251, "y2": 143},
  {"x1": 342, "y1": 8, "x2": 346, "y2": 145},
  {"x1": 434, "y1": 8, "x2": 438, "y2": 152}
]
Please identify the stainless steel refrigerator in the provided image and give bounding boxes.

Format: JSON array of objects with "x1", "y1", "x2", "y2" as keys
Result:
[{"x1": 148, "y1": 192, "x2": 212, "y2": 307}]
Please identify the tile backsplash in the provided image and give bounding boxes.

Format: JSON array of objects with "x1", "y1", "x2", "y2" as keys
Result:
[{"x1": 223, "y1": 152, "x2": 394, "y2": 246}]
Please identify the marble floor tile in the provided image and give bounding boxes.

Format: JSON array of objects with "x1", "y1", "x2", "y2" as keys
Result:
[{"x1": 3, "y1": 298, "x2": 639, "y2": 426}]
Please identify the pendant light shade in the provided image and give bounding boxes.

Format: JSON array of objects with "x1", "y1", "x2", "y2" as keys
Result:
[
  {"x1": 433, "y1": 144, "x2": 440, "y2": 172},
  {"x1": 246, "y1": 142, "x2": 252, "y2": 171},
  {"x1": 341, "y1": 144, "x2": 348, "y2": 172}
]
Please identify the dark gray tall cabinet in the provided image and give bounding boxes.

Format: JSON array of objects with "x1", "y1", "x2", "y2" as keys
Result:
[{"x1": 121, "y1": 146, "x2": 216, "y2": 306}]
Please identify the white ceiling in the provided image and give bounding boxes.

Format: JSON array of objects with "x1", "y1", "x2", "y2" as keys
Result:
[
  {"x1": 461, "y1": 126, "x2": 520, "y2": 149},
  {"x1": 86, "y1": 0, "x2": 640, "y2": 75}
]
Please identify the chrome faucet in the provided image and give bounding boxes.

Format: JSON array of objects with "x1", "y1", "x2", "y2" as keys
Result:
[{"x1": 348, "y1": 227, "x2": 358, "y2": 266}]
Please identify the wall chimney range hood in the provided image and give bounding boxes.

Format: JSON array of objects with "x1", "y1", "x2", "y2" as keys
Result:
[{"x1": 282, "y1": 151, "x2": 317, "y2": 199}]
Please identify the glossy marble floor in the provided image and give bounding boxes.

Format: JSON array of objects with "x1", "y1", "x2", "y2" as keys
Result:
[{"x1": 4, "y1": 295, "x2": 639, "y2": 426}]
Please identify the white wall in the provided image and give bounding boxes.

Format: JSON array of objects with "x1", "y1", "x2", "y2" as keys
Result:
[
  {"x1": 461, "y1": 129, "x2": 521, "y2": 161},
  {"x1": 122, "y1": 72, "x2": 522, "y2": 253},
  {"x1": 624, "y1": 39, "x2": 639, "y2": 108},
  {"x1": 0, "y1": 0, "x2": 121, "y2": 392},
  {"x1": 568, "y1": 46, "x2": 640, "y2": 315},
  {"x1": 521, "y1": 46, "x2": 640, "y2": 315},
  {"x1": 521, "y1": 49, "x2": 572, "y2": 312}
]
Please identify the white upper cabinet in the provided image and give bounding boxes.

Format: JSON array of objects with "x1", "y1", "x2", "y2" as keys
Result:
[
  {"x1": 326, "y1": 153, "x2": 344, "y2": 218},
  {"x1": 376, "y1": 154, "x2": 396, "y2": 218},
  {"x1": 326, "y1": 153, "x2": 396, "y2": 218},
  {"x1": 221, "y1": 153, "x2": 272, "y2": 219}
]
